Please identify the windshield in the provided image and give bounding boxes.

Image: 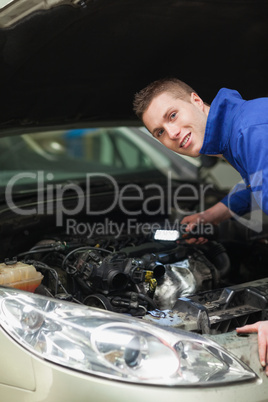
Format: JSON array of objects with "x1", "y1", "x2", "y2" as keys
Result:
[{"x1": 0, "y1": 127, "x2": 197, "y2": 191}]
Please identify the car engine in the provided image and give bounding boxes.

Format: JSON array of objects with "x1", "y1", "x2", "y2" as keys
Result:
[{"x1": 3, "y1": 230, "x2": 268, "y2": 336}]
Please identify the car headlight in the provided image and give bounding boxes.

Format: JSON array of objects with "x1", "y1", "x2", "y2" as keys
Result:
[{"x1": 0, "y1": 288, "x2": 256, "y2": 386}]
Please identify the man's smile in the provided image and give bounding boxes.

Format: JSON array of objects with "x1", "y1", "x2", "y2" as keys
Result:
[{"x1": 180, "y1": 133, "x2": 191, "y2": 147}]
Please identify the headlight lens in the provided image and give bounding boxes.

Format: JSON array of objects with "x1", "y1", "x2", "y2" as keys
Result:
[{"x1": 0, "y1": 288, "x2": 256, "y2": 386}]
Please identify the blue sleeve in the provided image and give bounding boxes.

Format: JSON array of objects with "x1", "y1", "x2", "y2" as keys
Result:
[
  {"x1": 221, "y1": 183, "x2": 252, "y2": 216},
  {"x1": 236, "y1": 124, "x2": 268, "y2": 216}
]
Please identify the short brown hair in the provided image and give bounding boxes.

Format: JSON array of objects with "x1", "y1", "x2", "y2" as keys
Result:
[{"x1": 133, "y1": 78, "x2": 196, "y2": 120}]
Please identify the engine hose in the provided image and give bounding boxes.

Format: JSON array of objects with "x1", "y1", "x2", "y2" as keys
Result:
[
  {"x1": 199, "y1": 241, "x2": 230, "y2": 279},
  {"x1": 114, "y1": 291, "x2": 157, "y2": 310}
]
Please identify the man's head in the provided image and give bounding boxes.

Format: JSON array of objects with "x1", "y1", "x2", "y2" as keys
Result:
[
  {"x1": 133, "y1": 78, "x2": 195, "y2": 120},
  {"x1": 133, "y1": 78, "x2": 210, "y2": 158}
]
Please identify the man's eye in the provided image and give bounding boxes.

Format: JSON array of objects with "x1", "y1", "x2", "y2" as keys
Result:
[
  {"x1": 170, "y1": 112, "x2": 176, "y2": 120},
  {"x1": 157, "y1": 129, "x2": 164, "y2": 137}
]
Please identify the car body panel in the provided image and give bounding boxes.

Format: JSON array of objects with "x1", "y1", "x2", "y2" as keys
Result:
[{"x1": 0, "y1": 328, "x2": 35, "y2": 390}]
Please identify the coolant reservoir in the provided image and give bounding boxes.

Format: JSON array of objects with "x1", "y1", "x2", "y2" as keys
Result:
[{"x1": 0, "y1": 262, "x2": 43, "y2": 292}]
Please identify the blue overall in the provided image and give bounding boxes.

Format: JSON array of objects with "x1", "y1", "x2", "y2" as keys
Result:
[{"x1": 200, "y1": 88, "x2": 268, "y2": 216}]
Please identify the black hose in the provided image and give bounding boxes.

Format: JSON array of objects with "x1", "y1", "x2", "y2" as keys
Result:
[
  {"x1": 112, "y1": 291, "x2": 157, "y2": 310},
  {"x1": 199, "y1": 241, "x2": 231, "y2": 279}
]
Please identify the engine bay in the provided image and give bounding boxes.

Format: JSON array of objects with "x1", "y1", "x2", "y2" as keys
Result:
[{"x1": 3, "y1": 230, "x2": 268, "y2": 336}]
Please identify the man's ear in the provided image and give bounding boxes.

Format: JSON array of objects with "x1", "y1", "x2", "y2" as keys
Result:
[{"x1": 190, "y1": 92, "x2": 204, "y2": 110}]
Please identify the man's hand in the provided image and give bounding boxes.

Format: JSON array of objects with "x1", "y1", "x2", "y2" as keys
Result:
[
  {"x1": 180, "y1": 202, "x2": 232, "y2": 244},
  {"x1": 236, "y1": 321, "x2": 268, "y2": 376},
  {"x1": 180, "y1": 213, "x2": 208, "y2": 244}
]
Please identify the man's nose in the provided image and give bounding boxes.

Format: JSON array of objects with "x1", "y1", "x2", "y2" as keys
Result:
[{"x1": 166, "y1": 125, "x2": 180, "y2": 140}]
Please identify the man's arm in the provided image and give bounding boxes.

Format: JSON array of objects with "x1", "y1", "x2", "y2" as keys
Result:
[
  {"x1": 180, "y1": 202, "x2": 232, "y2": 244},
  {"x1": 180, "y1": 180, "x2": 255, "y2": 244}
]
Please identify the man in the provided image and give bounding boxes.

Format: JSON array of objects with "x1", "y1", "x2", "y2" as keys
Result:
[{"x1": 133, "y1": 77, "x2": 268, "y2": 375}]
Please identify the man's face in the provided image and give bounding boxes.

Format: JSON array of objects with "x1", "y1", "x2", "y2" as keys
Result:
[{"x1": 143, "y1": 92, "x2": 209, "y2": 157}]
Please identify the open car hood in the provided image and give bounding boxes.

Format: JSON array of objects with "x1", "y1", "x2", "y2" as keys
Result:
[{"x1": 0, "y1": 0, "x2": 267, "y2": 132}]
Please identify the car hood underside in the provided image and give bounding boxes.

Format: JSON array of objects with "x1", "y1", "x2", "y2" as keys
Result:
[{"x1": 0, "y1": 0, "x2": 267, "y2": 131}]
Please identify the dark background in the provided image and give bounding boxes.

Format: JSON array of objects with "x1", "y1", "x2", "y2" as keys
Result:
[{"x1": 0, "y1": 0, "x2": 267, "y2": 129}]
